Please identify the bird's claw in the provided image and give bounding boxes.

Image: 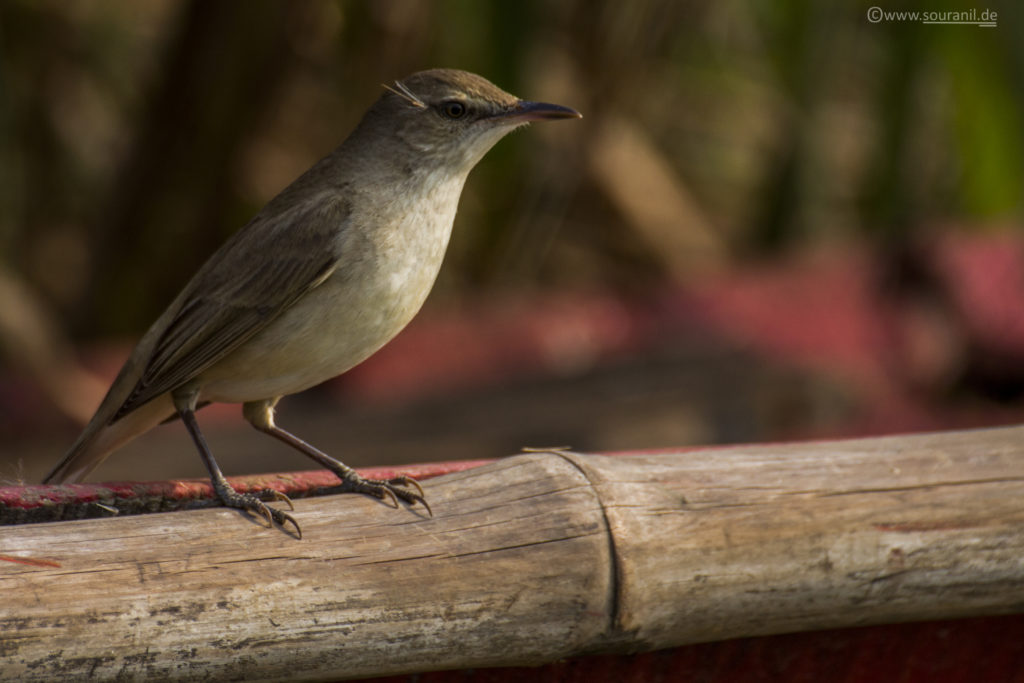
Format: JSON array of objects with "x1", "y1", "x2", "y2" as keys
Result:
[
  {"x1": 260, "y1": 488, "x2": 295, "y2": 511},
  {"x1": 390, "y1": 475, "x2": 431, "y2": 516},
  {"x1": 258, "y1": 489, "x2": 302, "y2": 537},
  {"x1": 337, "y1": 473, "x2": 431, "y2": 516},
  {"x1": 268, "y1": 507, "x2": 302, "y2": 539},
  {"x1": 217, "y1": 488, "x2": 303, "y2": 539},
  {"x1": 379, "y1": 486, "x2": 399, "y2": 509},
  {"x1": 399, "y1": 475, "x2": 425, "y2": 498}
]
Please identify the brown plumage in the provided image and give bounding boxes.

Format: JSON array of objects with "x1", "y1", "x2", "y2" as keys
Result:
[{"x1": 44, "y1": 69, "x2": 580, "y2": 537}]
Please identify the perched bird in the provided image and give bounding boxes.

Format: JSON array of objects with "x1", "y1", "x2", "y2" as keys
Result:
[{"x1": 44, "y1": 69, "x2": 581, "y2": 536}]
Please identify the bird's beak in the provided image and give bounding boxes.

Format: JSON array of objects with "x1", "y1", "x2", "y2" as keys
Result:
[{"x1": 494, "y1": 100, "x2": 582, "y2": 123}]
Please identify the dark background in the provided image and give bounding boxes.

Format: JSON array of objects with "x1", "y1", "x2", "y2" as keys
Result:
[{"x1": 1, "y1": 0, "x2": 1022, "y2": 483}]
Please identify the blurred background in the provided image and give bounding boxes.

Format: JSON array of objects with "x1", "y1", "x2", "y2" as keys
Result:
[{"x1": 1, "y1": 0, "x2": 1023, "y2": 483}]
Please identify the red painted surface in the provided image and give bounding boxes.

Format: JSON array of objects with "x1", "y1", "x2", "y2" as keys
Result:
[
  {"x1": 0, "y1": 460, "x2": 491, "y2": 523},
  {"x1": 367, "y1": 615, "x2": 1024, "y2": 683}
]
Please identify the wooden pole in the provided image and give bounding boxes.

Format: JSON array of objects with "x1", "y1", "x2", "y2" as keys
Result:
[{"x1": 3, "y1": 426, "x2": 1024, "y2": 680}]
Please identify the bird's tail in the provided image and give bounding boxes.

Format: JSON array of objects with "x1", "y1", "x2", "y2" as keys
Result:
[{"x1": 43, "y1": 395, "x2": 175, "y2": 484}]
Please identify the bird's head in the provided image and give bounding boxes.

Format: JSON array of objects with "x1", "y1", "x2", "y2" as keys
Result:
[{"x1": 364, "y1": 68, "x2": 581, "y2": 172}]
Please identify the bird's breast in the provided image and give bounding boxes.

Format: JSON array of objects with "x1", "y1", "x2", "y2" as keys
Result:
[{"x1": 198, "y1": 174, "x2": 465, "y2": 403}]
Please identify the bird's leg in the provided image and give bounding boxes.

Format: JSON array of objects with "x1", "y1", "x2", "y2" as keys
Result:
[
  {"x1": 173, "y1": 391, "x2": 301, "y2": 537},
  {"x1": 244, "y1": 399, "x2": 430, "y2": 515}
]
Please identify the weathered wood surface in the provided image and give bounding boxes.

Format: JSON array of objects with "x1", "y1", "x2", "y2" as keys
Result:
[{"x1": 3, "y1": 426, "x2": 1024, "y2": 681}]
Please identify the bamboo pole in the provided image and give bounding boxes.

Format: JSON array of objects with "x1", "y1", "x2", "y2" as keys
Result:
[{"x1": 3, "y1": 426, "x2": 1024, "y2": 681}]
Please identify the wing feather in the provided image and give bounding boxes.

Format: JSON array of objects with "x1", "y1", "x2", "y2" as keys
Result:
[{"x1": 112, "y1": 192, "x2": 349, "y2": 420}]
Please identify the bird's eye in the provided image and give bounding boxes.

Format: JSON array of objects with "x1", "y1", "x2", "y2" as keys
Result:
[{"x1": 441, "y1": 100, "x2": 467, "y2": 119}]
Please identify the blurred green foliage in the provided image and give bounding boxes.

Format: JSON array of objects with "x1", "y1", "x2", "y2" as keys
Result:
[{"x1": 0, "y1": 0, "x2": 1020, "y2": 340}]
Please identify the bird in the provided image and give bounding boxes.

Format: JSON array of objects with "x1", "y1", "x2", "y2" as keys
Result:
[{"x1": 43, "y1": 68, "x2": 581, "y2": 537}]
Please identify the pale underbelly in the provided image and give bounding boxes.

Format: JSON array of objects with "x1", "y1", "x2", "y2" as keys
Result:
[{"x1": 194, "y1": 268, "x2": 436, "y2": 403}]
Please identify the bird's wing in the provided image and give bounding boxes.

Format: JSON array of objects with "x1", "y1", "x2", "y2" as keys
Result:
[{"x1": 111, "y1": 193, "x2": 349, "y2": 421}]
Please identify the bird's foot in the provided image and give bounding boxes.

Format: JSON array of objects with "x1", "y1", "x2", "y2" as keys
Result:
[
  {"x1": 334, "y1": 472, "x2": 431, "y2": 516},
  {"x1": 217, "y1": 486, "x2": 302, "y2": 539}
]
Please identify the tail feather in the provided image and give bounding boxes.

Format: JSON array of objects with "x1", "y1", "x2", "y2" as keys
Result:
[
  {"x1": 43, "y1": 394, "x2": 176, "y2": 484},
  {"x1": 44, "y1": 320, "x2": 176, "y2": 485}
]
